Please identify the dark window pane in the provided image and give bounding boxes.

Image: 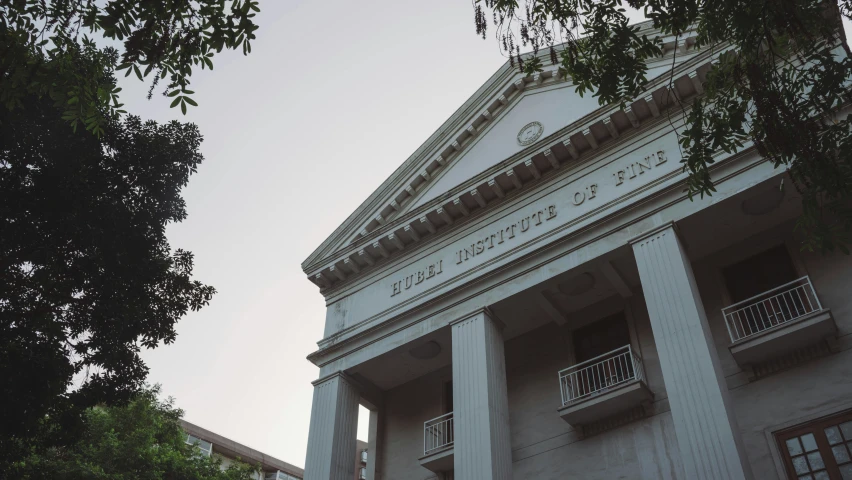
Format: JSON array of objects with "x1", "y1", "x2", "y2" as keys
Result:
[{"x1": 722, "y1": 245, "x2": 798, "y2": 303}]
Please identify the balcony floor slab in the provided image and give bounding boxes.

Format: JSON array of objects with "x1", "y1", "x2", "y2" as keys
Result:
[
  {"x1": 729, "y1": 309, "x2": 835, "y2": 366},
  {"x1": 418, "y1": 446, "x2": 454, "y2": 473},
  {"x1": 557, "y1": 379, "x2": 653, "y2": 427}
]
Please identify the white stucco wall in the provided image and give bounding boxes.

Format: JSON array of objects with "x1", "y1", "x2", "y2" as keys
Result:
[{"x1": 378, "y1": 367, "x2": 451, "y2": 480}]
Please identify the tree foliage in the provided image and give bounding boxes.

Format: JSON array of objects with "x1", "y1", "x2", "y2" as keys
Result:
[
  {"x1": 9, "y1": 386, "x2": 260, "y2": 480},
  {"x1": 0, "y1": 0, "x2": 260, "y2": 134},
  {"x1": 0, "y1": 47, "x2": 215, "y2": 468},
  {"x1": 473, "y1": 0, "x2": 852, "y2": 252}
]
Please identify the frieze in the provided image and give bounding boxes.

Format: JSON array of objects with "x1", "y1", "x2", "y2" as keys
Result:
[
  {"x1": 390, "y1": 260, "x2": 443, "y2": 297},
  {"x1": 386, "y1": 148, "x2": 671, "y2": 298},
  {"x1": 454, "y1": 205, "x2": 558, "y2": 266}
]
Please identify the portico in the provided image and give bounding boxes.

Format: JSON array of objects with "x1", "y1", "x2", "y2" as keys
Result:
[{"x1": 301, "y1": 19, "x2": 852, "y2": 480}]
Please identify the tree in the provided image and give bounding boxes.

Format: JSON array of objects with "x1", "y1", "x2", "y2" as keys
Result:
[
  {"x1": 0, "y1": 44, "x2": 214, "y2": 469},
  {"x1": 472, "y1": 0, "x2": 852, "y2": 252},
  {"x1": 9, "y1": 385, "x2": 260, "y2": 480},
  {"x1": 0, "y1": 0, "x2": 260, "y2": 134}
]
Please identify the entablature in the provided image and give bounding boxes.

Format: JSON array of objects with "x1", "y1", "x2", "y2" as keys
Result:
[{"x1": 306, "y1": 145, "x2": 770, "y2": 371}]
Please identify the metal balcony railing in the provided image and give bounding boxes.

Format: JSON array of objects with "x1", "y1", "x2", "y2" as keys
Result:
[
  {"x1": 558, "y1": 345, "x2": 646, "y2": 407},
  {"x1": 722, "y1": 276, "x2": 822, "y2": 342},
  {"x1": 423, "y1": 412, "x2": 454, "y2": 455}
]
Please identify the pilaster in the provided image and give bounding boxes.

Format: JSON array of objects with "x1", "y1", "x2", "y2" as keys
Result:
[
  {"x1": 304, "y1": 372, "x2": 360, "y2": 480},
  {"x1": 451, "y1": 310, "x2": 513, "y2": 480},
  {"x1": 630, "y1": 223, "x2": 752, "y2": 480}
]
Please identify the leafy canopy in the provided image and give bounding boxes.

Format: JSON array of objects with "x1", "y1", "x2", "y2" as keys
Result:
[
  {"x1": 0, "y1": 44, "x2": 215, "y2": 468},
  {"x1": 0, "y1": 0, "x2": 260, "y2": 135},
  {"x1": 10, "y1": 386, "x2": 260, "y2": 480},
  {"x1": 473, "y1": 0, "x2": 852, "y2": 252}
]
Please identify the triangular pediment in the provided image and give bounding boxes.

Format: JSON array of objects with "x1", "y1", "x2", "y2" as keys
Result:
[
  {"x1": 402, "y1": 83, "x2": 601, "y2": 213},
  {"x1": 303, "y1": 21, "x2": 710, "y2": 287}
]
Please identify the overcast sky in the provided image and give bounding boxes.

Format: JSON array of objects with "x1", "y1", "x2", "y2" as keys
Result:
[
  {"x1": 122, "y1": 0, "x2": 510, "y2": 468},
  {"x1": 120, "y1": 1, "x2": 852, "y2": 469}
]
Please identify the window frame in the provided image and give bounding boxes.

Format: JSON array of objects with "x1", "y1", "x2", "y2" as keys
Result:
[
  {"x1": 184, "y1": 433, "x2": 213, "y2": 457},
  {"x1": 775, "y1": 409, "x2": 852, "y2": 479}
]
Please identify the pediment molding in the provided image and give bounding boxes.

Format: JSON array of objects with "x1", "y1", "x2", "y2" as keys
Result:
[{"x1": 304, "y1": 27, "x2": 715, "y2": 293}]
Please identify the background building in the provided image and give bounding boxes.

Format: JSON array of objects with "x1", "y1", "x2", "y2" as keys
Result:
[
  {"x1": 182, "y1": 420, "x2": 305, "y2": 479},
  {"x1": 182, "y1": 420, "x2": 370, "y2": 480},
  {"x1": 300, "y1": 18, "x2": 852, "y2": 480}
]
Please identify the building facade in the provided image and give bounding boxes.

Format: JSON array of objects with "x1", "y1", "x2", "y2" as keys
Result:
[{"x1": 300, "y1": 20, "x2": 852, "y2": 480}]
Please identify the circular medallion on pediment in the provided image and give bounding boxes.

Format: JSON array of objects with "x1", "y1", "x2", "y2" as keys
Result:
[{"x1": 517, "y1": 121, "x2": 544, "y2": 146}]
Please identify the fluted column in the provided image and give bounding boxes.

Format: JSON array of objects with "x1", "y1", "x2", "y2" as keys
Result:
[
  {"x1": 451, "y1": 309, "x2": 513, "y2": 480},
  {"x1": 631, "y1": 223, "x2": 752, "y2": 480},
  {"x1": 304, "y1": 372, "x2": 360, "y2": 480}
]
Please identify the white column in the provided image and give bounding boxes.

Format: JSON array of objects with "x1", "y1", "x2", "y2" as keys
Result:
[
  {"x1": 451, "y1": 310, "x2": 513, "y2": 480},
  {"x1": 631, "y1": 224, "x2": 752, "y2": 480},
  {"x1": 304, "y1": 372, "x2": 360, "y2": 480}
]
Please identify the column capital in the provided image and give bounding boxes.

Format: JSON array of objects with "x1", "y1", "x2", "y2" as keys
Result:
[
  {"x1": 628, "y1": 221, "x2": 682, "y2": 246},
  {"x1": 311, "y1": 370, "x2": 358, "y2": 388},
  {"x1": 448, "y1": 307, "x2": 504, "y2": 330}
]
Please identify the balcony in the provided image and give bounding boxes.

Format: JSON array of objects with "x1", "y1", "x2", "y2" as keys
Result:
[
  {"x1": 557, "y1": 345, "x2": 652, "y2": 427},
  {"x1": 418, "y1": 412, "x2": 454, "y2": 473},
  {"x1": 722, "y1": 276, "x2": 835, "y2": 366},
  {"x1": 358, "y1": 466, "x2": 366, "y2": 480},
  {"x1": 360, "y1": 449, "x2": 367, "y2": 464}
]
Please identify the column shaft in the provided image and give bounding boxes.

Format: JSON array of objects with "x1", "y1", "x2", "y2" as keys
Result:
[
  {"x1": 631, "y1": 224, "x2": 752, "y2": 480},
  {"x1": 304, "y1": 373, "x2": 360, "y2": 480},
  {"x1": 451, "y1": 310, "x2": 513, "y2": 480}
]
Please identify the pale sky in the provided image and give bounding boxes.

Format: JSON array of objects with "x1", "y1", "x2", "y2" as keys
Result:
[
  {"x1": 125, "y1": 0, "x2": 509, "y2": 468},
  {"x1": 119, "y1": 1, "x2": 852, "y2": 469}
]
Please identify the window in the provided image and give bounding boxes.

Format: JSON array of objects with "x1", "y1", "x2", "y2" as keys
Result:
[
  {"x1": 722, "y1": 245, "x2": 809, "y2": 337},
  {"x1": 723, "y1": 245, "x2": 798, "y2": 304},
  {"x1": 565, "y1": 312, "x2": 635, "y2": 396},
  {"x1": 572, "y1": 312, "x2": 631, "y2": 363},
  {"x1": 185, "y1": 433, "x2": 212, "y2": 457},
  {"x1": 776, "y1": 410, "x2": 852, "y2": 479}
]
